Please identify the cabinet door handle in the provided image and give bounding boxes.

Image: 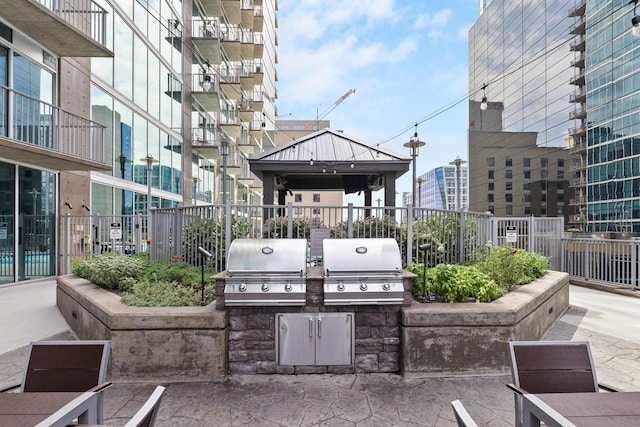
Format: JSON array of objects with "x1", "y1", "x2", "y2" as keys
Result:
[
  {"x1": 317, "y1": 318, "x2": 322, "y2": 337},
  {"x1": 309, "y1": 318, "x2": 313, "y2": 337}
]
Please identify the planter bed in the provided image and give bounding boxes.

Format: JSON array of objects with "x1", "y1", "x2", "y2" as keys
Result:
[{"x1": 56, "y1": 271, "x2": 568, "y2": 380}]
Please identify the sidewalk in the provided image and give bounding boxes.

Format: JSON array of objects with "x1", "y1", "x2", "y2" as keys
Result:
[{"x1": 1, "y1": 281, "x2": 640, "y2": 426}]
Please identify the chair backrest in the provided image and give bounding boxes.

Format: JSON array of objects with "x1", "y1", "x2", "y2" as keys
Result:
[
  {"x1": 21, "y1": 340, "x2": 110, "y2": 392},
  {"x1": 509, "y1": 340, "x2": 599, "y2": 393},
  {"x1": 125, "y1": 386, "x2": 166, "y2": 427},
  {"x1": 451, "y1": 400, "x2": 478, "y2": 427}
]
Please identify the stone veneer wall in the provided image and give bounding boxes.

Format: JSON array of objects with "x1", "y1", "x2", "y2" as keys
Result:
[{"x1": 217, "y1": 266, "x2": 413, "y2": 374}]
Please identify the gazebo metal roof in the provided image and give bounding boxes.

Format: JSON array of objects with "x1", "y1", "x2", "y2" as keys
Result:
[{"x1": 249, "y1": 128, "x2": 411, "y2": 198}]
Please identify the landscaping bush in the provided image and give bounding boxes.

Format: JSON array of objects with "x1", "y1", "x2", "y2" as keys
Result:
[
  {"x1": 477, "y1": 246, "x2": 548, "y2": 290},
  {"x1": 407, "y1": 246, "x2": 548, "y2": 302},
  {"x1": 72, "y1": 253, "x2": 216, "y2": 306}
]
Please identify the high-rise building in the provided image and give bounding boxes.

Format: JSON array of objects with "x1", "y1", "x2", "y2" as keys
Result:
[
  {"x1": 569, "y1": 1, "x2": 640, "y2": 233},
  {"x1": 0, "y1": 0, "x2": 277, "y2": 283},
  {"x1": 415, "y1": 165, "x2": 469, "y2": 211},
  {"x1": 468, "y1": 0, "x2": 576, "y2": 220}
]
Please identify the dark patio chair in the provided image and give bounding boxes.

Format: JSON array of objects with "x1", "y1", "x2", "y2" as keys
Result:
[
  {"x1": 451, "y1": 400, "x2": 478, "y2": 427},
  {"x1": 1, "y1": 340, "x2": 111, "y2": 422},
  {"x1": 507, "y1": 340, "x2": 617, "y2": 427}
]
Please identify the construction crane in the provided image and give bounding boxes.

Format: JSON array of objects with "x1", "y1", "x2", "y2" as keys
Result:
[{"x1": 316, "y1": 89, "x2": 356, "y2": 129}]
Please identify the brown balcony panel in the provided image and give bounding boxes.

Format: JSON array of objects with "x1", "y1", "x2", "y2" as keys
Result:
[{"x1": 2, "y1": 0, "x2": 112, "y2": 57}]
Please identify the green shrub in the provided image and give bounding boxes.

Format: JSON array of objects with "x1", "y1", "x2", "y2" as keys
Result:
[
  {"x1": 477, "y1": 246, "x2": 548, "y2": 289},
  {"x1": 72, "y1": 253, "x2": 145, "y2": 290},
  {"x1": 72, "y1": 253, "x2": 216, "y2": 306}
]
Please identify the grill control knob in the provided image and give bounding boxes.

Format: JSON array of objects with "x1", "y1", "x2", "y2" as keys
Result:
[
  {"x1": 284, "y1": 283, "x2": 292, "y2": 292},
  {"x1": 337, "y1": 283, "x2": 345, "y2": 292},
  {"x1": 238, "y1": 283, "x2": 247, "y2": 292},
  {"x1": 360, "y1": 283, "x2": 368, "y2": 291},
  {"x1": 262, "y1": 283, "x2": 270, "y2": 292},
  {"x1": 382, "y1": 283, "x2": 390, "y2": 291}
]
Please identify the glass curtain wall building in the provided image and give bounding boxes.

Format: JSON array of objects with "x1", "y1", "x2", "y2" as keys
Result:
[
  {"x1": 90, "y1": 0, "x2": 277, "y2": 218},
  {"x1": 468, "y1": 0, "x2": 576, "y2": 220},
  {"x1": 0, "y1": 0, "x2": 277, "y2": 284},
  {"x1": 575, "y1": 1, "x2": 640, "y2": 233}
]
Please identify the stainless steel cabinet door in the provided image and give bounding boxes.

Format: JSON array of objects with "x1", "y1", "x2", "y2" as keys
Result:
[
  {"x1": 316, "y1": 313, "x2": 354, "y2": 366},
  {"x1": 277, "y1": 314, "x2": 315, "y2": 365}
]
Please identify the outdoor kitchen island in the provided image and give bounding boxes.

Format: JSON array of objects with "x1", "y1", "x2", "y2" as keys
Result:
[{"x1": 214, "y1": 238, "x2": 414, "y2": 375}]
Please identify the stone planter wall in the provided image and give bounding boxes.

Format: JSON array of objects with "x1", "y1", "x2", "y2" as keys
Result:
[
  {"x1": 401, "y1": 270, "x2": 570, "y2": 376},
  {"x1": 56, "y1": 275, "x2": 228, "y2": 382},
  {"x1": 57, "y1": 271, "x2": 569, "y2": 380}
]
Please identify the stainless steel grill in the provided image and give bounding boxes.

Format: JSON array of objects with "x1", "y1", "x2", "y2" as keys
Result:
[
  {"x1": 323, "y1": 238, "x2": 404, "y2": 305},
  {"x1": 224, "y1": 238, "x2": 307, "y2": 306}
]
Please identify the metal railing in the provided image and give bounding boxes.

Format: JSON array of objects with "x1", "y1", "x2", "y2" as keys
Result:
[
  {"x1": 0, "y1": 85, "x2": 106, "y2": 163},
  {"x1": 37, "y1": 0, "x2": 108, "y2": 48}
]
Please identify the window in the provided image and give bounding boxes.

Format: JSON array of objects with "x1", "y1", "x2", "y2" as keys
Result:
[
  {"x1": 524, "y1": 170, "x2": 531, "y2": 179},
  {"x1": 488, "y1": 170, "x2": 494, "y2": 179},
  {"x1": 294, "y1": 193, "x2": 302, "y2": 202},
  {"x1": 313, "y1": 194, "x2": 320, "y2": 202},
  {"x1": 506, "y1": 158, "x2": 512, "y2": 167},
  {"x1": 487, "y1": 157, "x2": 495, "y2": 166},
  {"x1": 523, "y1": 158, "x2": 531, "y2": 167},
  {"x1": 506, "y1": 193, "x2": 513, "y2": 202},
  {"x1": 506, "y1": 170, "x2": 512, "y2": 179},
  {"x1": 488, "y1": 183, "x2": 494, "y2": 191},
  {"x1": 541, "y1": 158, "x2": 548, "y2": 167},
  {"x1": 506, "y1": 205, "x2": 513, "y2": 215},
  {"x1": 488, "y1": 194, "x2": 494, "y2": 202},
  {"x1": 506, "y1": 182, "x2": 512, "y2": 190},
  {"x1": 558, "y1": 159, "x2": 564, "y2": 167}
]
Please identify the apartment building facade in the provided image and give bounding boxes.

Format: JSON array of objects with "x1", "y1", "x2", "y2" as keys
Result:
[
  {"x1": 0, "y1": 0, "x2": 277, "y2": 284},
  {"x1": 468, "y1": 0, "x2": 576, "y2": 221}
]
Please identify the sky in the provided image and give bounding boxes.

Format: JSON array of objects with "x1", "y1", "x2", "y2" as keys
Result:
[{"x1": 275, "y1": 0, "x2": 481, "y2": 203}]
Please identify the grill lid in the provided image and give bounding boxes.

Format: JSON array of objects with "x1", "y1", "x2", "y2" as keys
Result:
[
  {"x1": 323, "y1": 238, "x2": 404, "y2": 305},
  {"x1": 224, "y1": 238, "x2": 308, "y2": 306},
  {"x1": 323, "y1": 238, "x2": 402, "y2": 275},
  {"x1": 226, "y1": 238, "x2": 307, "y2": 277}
]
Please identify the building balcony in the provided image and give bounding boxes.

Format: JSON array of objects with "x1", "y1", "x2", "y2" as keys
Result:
[
  {"x1": 220, "y1": 68, "x2": 242, "y2": 100},
  {"x1": 220, "y1": 26, "x2": 242, "y2": 61},
  {"x1": 568, "y1": 0, "x2": 586, "y2": 17},
  {"x1": 222, "y1": 0, "x2": 242, "y2": 25},
  {"x1": 568, "y1": 124, "x2": 586, "y2": 136},
  {"x1": 254, "y1": 6, "x2": 264, "y2": 31},
  {"x1": 569, "y1": 89, "x2": 586, "y2": 103},
  {"x1": 570, "y1": 37, "x2": 585, "y2": 52},
  {"x1": 569, "y1": 18, "x2": 586, "y2": 35},
  {"x1": 192, "y1": 128, "x2": 222, "y2": 160},
  {"x1": 569, "y1": 72, "x2": 585, "y2": 85},
  {"x1": 571, "y1": 55, "x2": 585, "y2": 68},
  {"x1": 201, "y1": 0, "x2": 222, "y2": 17},
  {"x1": 0, "y1": 85, "x2": 109, "y2": 171},
  {"x1": 569, "y1": 108, "x2": 586, "y2": 120},
  {"x1": 4, "y1": 0, "x2": 112, "y2": 57},
  {"x1": 191, "y1": 73, "x2": 222, "y2": 112},
  {"x1": 241, "y1": 0, "x2": 254, "y2": 28},
  {"x1": 192, "y1": 19, "x2": 222, "y2": 65},
  {"x1": 219, "y1": 110, "x2": 241, "y2": 138}
]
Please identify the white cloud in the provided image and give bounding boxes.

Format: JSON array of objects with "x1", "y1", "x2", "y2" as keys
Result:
[{"x1": 414, "y1": 9, "x2": 452, "y2": 39}]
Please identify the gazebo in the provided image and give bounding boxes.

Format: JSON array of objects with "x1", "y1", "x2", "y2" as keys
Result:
[{"x1": 248, "y1": 128, "x2": 411, "y2": 211}]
